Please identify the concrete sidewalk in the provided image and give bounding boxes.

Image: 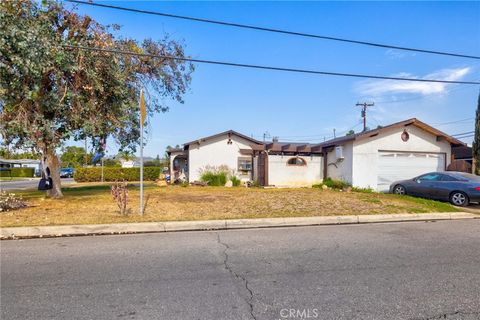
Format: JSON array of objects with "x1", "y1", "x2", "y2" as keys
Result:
[{"x1": 1, "y1": 212, "x2": 477, "y2": 240}]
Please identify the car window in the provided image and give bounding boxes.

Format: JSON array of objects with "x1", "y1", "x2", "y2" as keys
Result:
[
  {"x1": 441, "y1": 174, "x2": 458, "y2": 182},
  {"x1": 417, "y1": 173, "x2": 443, "y2": 182}
]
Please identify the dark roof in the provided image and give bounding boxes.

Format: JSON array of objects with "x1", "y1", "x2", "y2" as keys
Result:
[
  {"x1": 183, "y1": 130, "x2": 262, "y2": 147},
  {"x1": 452, "y1": 145, "x2": 472, "y2": 160},
  {"x1": 313, "y1": 118, "x2": 465, "y2": 148}
]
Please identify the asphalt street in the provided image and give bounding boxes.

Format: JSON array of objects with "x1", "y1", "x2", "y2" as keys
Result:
[
  {"x1": 0, "y1": 178, "x2": 74, "y2": 190},
  {"x1": 1, "y1": 220, "x2": 480, "y2": 320}
]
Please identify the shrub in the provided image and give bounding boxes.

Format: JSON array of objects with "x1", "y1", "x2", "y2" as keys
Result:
[
  {"x1": 74, "y1": 167, "x2": 161, "y2": 182},
  {"x1": 200, "y1": 171, "x2": 228, "y2": 186},
  {"x1": 0, "y1": 191, "x2": 27, "y2": 212},
  {"x1": 351, "y1": 186, "x2": 374, "y2": 193},
  {"x1": 231, "y1": 176, "x2": 241, "y2": 187},
  {"x1": 322, "y1": 178, "x2": 351, "y2": 190},
  {"x1": 0, "y1": 167, "x2": 35, "y2": 178},
  {"x1": 198, "y1": 165, "x2": 233, "y2": 186},
  {"x1": 111, "y1": 181, "x2": 129, "y2": 215}
]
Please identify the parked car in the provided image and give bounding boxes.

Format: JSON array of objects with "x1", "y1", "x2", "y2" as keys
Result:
[
  {"x1": 390, "y1": 171, "x2": 480, "y2": 207},
  {"x1": 59, "y1": 167, "x2": 75, "y2": 178}
]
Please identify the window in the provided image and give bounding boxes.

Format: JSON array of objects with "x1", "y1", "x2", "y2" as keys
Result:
[
  {"x1": 287, "y1": 157, "x2": 307, "y2": 166},
  {"x1": 417, "y1": 173, "x2": 442, "y2": 182},
  {"x1": 238, "y1": 157, "x2": 252, "y2": 171},
  {"x1": 441, "y1": 174, "x2": 459, "y2": 182}
]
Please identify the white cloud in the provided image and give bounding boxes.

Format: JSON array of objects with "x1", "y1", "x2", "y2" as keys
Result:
[
  {"x1": 356, "y1": 67, "x2": 471, "y2": 96},
  {"x1": 385, "y1": 49, "x2": 416, "y2": 60}
]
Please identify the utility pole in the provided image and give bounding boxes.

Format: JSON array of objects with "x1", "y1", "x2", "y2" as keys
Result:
[
  {"x1": 263, "y1": 131, "x2": 270, "y2": 142},
  {"x1": 356, "y1": 102, "x2": 374, "y2": 132},
  {"x1": 84, "y1": 137, "x2": 87, "y2": 167},
  {"x1": 333, "y1": 128, "x2": 336, "y2": 138}
]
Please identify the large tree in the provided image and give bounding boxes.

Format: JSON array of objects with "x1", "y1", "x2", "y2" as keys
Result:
[
  {"x1": 0, "y1": 0, "x2": 194, "y2": 197},
  {"x1": 473, "y1": 91, "x2": 480, "y2": 175}
]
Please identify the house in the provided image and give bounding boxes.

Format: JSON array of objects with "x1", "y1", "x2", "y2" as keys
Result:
[
  {"x1": 167, "y1": 118, "x2": 465, "y2": 191},
  {"x1": 448, "y1": 145, "x2": 473, "y2": 173},
  {"x1": 0, "y1": 158, "x2": 42, "y2": 176}
]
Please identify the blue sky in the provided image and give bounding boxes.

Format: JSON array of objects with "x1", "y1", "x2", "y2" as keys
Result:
[{"x1": 67, "y1": 1, "x2": 480, "y2": 157}]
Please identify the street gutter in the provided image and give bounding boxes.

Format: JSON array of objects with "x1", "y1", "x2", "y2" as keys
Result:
[{"x1": 1, "y1": 212, "x2": 477, "y2": 240}]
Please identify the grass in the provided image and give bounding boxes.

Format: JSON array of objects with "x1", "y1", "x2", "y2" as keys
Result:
[
  {"x1": 0, "y1": 177, "x2": 36, "y2": 181},
  {"x1": 0, "y1": 183, "x2": 459, "y2": 228}
]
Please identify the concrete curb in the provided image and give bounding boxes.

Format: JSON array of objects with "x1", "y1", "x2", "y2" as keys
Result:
[{"x1": 0, "y1": 212, "x2": 477, "y2": 240}]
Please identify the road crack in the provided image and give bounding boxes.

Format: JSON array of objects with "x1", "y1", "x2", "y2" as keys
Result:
[{"x1": 217, "y1": 233, "x2": 257, "y2": 320}]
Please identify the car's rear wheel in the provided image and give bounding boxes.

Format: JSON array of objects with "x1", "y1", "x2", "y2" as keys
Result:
[
  {"x1": 449, "y1": 191, "x2": 469, "y2": 207},
  {"x1": 393, "y1": 184, "x2": 406, "y2": 195}
]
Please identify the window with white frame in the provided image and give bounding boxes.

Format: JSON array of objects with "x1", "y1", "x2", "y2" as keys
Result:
[{"x1": 238, "y1": 157, "x2": 252, "y2": 173}]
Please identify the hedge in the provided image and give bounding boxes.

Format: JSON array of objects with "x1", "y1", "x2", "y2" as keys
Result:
[
  {"x1": 74, "y1": 167, "x2": 161, "y2": 182},
  {"x1": 0, "y1": 167, "x2": 35, "y2": 178}
]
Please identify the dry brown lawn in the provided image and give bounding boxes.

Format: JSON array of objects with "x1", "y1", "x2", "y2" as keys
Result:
[{"x1": 0, "y1": 183, "x2": 457, "y2": 227}]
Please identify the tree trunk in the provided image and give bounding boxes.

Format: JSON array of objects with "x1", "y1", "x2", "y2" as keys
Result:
[{"x1": 45, "y1": 149, "x2": 63, "y2": 198}]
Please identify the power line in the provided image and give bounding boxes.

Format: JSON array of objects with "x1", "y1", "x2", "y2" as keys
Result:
[
  {"x1": 63, "y1": 45, "x2": 480, "y2": 85},
  {"x1": 432, "y1": 117, "x2": 474, "y2": 126},
  {"x1": 452, "y1": 131, "x2": 474, "y2": 136},
  {"x1": 66, "y1": 0, "x2": 480, "y2": 60}
]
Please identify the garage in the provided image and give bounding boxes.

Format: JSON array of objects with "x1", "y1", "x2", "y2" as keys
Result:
[{"x1": 377, "y1": 151, "x2": 446, "y2": 191}]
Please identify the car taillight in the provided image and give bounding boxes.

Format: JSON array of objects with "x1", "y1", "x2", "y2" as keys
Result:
[{"x1": 475, "y1": 187, "x2": 480, "y2": 191}]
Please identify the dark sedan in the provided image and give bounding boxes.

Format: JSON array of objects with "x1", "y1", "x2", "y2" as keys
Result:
[
  {"x1": 60, "y1": 167, "x2": 75, "y2": 178},
  {"x1": 390, "y1": 171, "x2": 480, "y2": 207}
]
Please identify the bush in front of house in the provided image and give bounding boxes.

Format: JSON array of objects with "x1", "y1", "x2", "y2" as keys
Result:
[
  {"x1": 313, "y1": 178, "x2": 351, "y2": 190},
  {"x1": 0, "y1": 167, "x2": 35, "y2": 178},
  {"x1": 200, "y1": 171, "x2": 228, "y2": 186},
  {"x1": 231, "y1": 176, "x2": 241, "y2": 187},
  {"x1": 74, "y1": 167, "x2": 161, "y2": 182},
  {"x1": 322, "y1": 178, "x2": 351, "y2": 190},
  {"x1": 198, "y1": 165, "x2": 243, "y2": 186}
]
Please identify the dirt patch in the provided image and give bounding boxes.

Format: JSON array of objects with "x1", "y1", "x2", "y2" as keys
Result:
[{"x1": 0, "y1": 185, "x2": 457, "y2": 227}]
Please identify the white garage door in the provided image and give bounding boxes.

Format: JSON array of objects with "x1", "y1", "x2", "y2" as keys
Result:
[{"x1": 377, "y1": 151, "x2": 445, "y2": 192}]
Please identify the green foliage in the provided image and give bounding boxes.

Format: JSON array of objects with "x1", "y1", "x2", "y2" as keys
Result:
[
  {"x1": 231, "y1": 176, "x2": 241, "y2": 187},
  {"x1": 0, "y1": 167, "x2": 35, "y2": 178},
  {"x1": 323, "y1": 178, "x2": 351, "y2": 189},
  {"x1": 60, "y1": 146, "x2": 91, "y2": 168},
  {"x1": 474, "y1": 92, "x2": 480, "y2": 175},
  {"x1": 351, "y1": 186, "x2": 374, "y2": 193},
  {"x1": 74, "y1": 167, "x2": 161, "y2": 182},
  {"x1": 0, "y1": 148, "x2": 39, "y2": 160},
  {"x1": 103, "y1": 158, "x2": 121, "y2": 167},
  {"x1": 0, "y1": 0, "x2": 194, "y2": 196},
  {"x1": 346, "y1": 130, "x2": 355, "y2": 136},
  {"x1": 200, "y1": 171, "x2": 228, "y2": 186}
]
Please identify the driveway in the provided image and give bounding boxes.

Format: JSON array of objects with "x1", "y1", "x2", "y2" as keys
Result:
[
  {"x1": 2, "y1": 220, "x2": 479, "y2": 320},
  {"x1": 0, "y1": 178, "x2": 74, "y2": 191}
]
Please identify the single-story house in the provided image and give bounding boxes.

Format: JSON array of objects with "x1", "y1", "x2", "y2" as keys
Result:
[
  {"x1": 0, "y1": 158, "x2": 42, "y2": 176},
  {"x1": 167, "y1": 118, "x2": 465, "y2": 191}
]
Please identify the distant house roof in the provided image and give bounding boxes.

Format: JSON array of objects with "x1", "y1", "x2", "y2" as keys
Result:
[
  {"x1": 183, "y1": 130, "x2": 263, "y2": 147},
  {"x1": 452, "y1": 145, "x2": 473, "y2": 160},
  {"x1": 312, "y1": 118, "x2": 465, "y2": 148},
  {"x1": 0, "y1": 158, "x2": 40, "y2": 165}
]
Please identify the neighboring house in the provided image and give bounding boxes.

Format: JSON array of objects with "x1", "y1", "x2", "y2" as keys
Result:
[
  {"x1": 0, "y1": 158, "x2": 42, "y2": 176},
  {"x1": 448, "y1": 145, "x2": 473, "y2": 173},
  {"x1": 452, "y1": 145, "x2": 473, "y2": 163},
  {"x1": 167, "y1": 118, "x2": 465, "y2": 191},
  {"x1": 119, "y1": 157, "x2": 154, "y2": 168}
]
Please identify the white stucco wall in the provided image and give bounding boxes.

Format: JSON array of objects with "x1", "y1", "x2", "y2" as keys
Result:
[
  {"x1": 351, "y1": 126, "x2": 451, "y2": 190},
  {"x1": 325, "y1": 142, "x2": 353, "y2": 184},
  {"x1": 188, "y1": 134, "x2": 254, "y2": 182},
  {"x1": 267, "y1": 154, "x2": 323, "y2": 187}
]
